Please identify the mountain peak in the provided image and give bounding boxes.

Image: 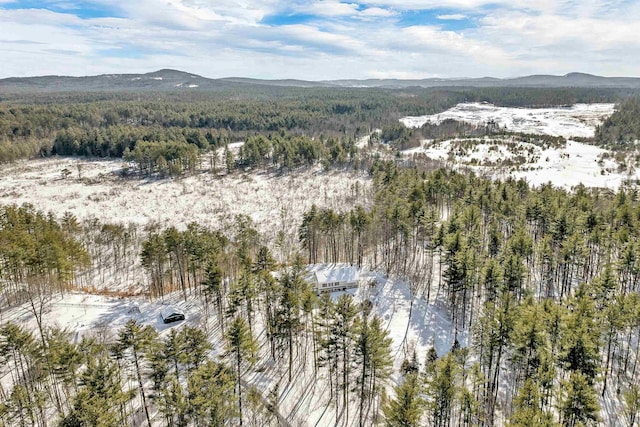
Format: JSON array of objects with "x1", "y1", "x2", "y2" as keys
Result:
[
  {"x1": 564, "y1": 72, "x2": 597, "y2": 78},
  {"x1": 146, "y1": 69, "x2": 199, "y2": 78}
]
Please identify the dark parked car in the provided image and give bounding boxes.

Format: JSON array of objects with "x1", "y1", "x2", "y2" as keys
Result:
[{"x1": 161, "y1": 307, "x2": 185, "y2": 324}]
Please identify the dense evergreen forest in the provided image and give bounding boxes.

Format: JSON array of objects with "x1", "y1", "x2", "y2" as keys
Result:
[
  {"x1": 0, "y1": 86, "x2": 634, "y2": 164},
  {"x1": 2, "y1": 84, "x2": 640, "y2": 426},
  {"x1": 2, "y1": 161, "x2": 640, "y2": 425},
  {"x1": 596, "y1": 98, "x2": 640, "y2": 148}
]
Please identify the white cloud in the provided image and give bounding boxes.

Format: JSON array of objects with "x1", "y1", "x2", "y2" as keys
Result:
[
  {"x1": 0, "y1": 0, "x2": 639, "y2": 79},
  {"x1": 437, "y1": 14, "x2": 467, "y2": 20},
  {"x1": 275, "y1": 24, "x2": 365, "y2": 53},
  {"x1": 360, "y1": 7, "x2": 396, "y2": 17},
  {"x1": 300, "y1": 1, "x2": 359, "y2": 17}
]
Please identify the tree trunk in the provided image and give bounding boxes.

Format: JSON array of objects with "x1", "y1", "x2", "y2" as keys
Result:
[{"x1": 133, "y1": 350, "x2": 152, "y2": 427}]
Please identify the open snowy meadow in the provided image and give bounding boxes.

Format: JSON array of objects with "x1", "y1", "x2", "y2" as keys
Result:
[
  {"x1": 0, "y1": 158, "x2": 371, "y2": 242},
  {"x1": 400, "y1": 102, "x2": 615, "y2": 138},
  {"x1": 400, "y1": 102, "x2": 638, "y2": 189}
]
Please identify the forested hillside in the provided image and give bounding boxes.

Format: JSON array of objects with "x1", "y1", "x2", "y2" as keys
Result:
[{"x1": 596, "y1": 98, "x2": 640, "y2": 147}]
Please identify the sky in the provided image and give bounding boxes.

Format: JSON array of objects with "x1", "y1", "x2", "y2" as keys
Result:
[{"x1": 0, "y1": 0, "x2": 639, "y2": 80}]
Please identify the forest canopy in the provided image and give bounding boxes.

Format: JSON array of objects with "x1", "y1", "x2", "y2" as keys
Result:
[{"x1": 0, "y1": 86, "x2": 634, "y2": 163}]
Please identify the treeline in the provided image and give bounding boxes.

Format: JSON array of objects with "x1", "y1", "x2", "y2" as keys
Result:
[
  {"x1": 379, "y1": 119, "x2": 567, "y2": 151},
  {"x1": 300, "y1": 163, "x2": 640, "y2": 425},
  {"x1": 378, "y1": 120, "x2": 497, "y2": 150},
  {"x1": 116, "y1": 132, "x2": 362, "y2": 177},
  {"x1": 0, "y1": 205, "x2": 89, "y2": 304},
  {"x1": 237, "y1": 133, "x2": 358, "y2": 170},
  {"x1": 596, "y1": 97, "x2": 640, "y2": 147},
  {"x1": 123, "y1": 140, "x2": 200, "y2": 177},
  {"x1": 51, "y1": 125, "x2": 212, "y2": 158},
  {"x1": 1, "y1": 86, "x2": 631, "y2": 163},
  {"x1": 467, "y1": 86, "x2": 625, "y2": 108}
]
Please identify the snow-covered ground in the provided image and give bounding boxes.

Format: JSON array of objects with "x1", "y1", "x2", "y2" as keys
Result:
[
  {"x1": 0, "y1": 267, "x2": 465, "y2": 427},
  {"x1": 403, "y1": 138, "x2": 640, "y2": 189},
  {"x1": 404, "y1": 138, "x2": 635, "y2": 189},
  {"x1": 0, "y1": 292, "x2": 197, "y2": 345},
  {"x1": 0, "y1": 157, "x2": 371, "y2": 241},
  {"x1": 400, "y1": 102, "x2": 615, "y2": 138},
  {"x1": 399, "y1": 102, "x2": 638, "y2": 189}
]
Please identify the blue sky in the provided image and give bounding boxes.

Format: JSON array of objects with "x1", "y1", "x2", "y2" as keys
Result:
[{"x1": 0, "y1": 0, "x2": 639, "y2": 79}]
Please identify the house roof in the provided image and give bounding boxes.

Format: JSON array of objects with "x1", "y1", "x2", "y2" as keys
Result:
[{"x1": 314, "y1": 265, "x2": 359, "y2": 285}]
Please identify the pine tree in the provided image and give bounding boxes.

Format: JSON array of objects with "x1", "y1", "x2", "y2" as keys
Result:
[
  {"x1": 507, "y1": 379, "x2": 557, "y2": 427},
  {"x1": 559, "y1": 372, "x2": 600, "y2": 427},
  {"x1": 60, "y1": 356, "x2": 134, "y2": 427},
  {"x1": 187, "y1": 360, "x2": 237, "y2": 426},
  {"x1": 624, "y1": 384, "x2": 640, "y2": 427},
  {"x1": 560, "y1": 291, "x2": 600, "y2": 382},
  {"x1": 0, "y1": 323, "x2": 45, "y2": 425},
  {"x1": 157, "y1": 377, "x2": 188, "y2": 427},
  {"x1": 383, "y1": 373, "x2": 424, "y2": 427},
  {"x1": 225, "y1": 144, "x2": 234, "y2": 173},
  {"x1": 317, "y1": 293, "x2": 338, "y2": 394},
  {"x1": 355, "y1": 314, "x2": 393, "y2": 426},
  {"x1": 141, "y1": 233, "x2": 168, "y2": 298},
  {"x1": 225, "y1": 316, "x2": 258, "y2": 427},
  {"x1": 333, "y1": 294, "x2": 358, "y2": 422},
  {"x1": 273, "y1": 265, "x2": 307, "y2": 382},
  {"x1": 253, "y1": 246, "x2": 276, "y2": 274},
  {"x1": 427, "y1": 353, "x2": 457, "y2": 427},
  {"x1": 181, "y1": 326, "x2": 211, "y2": 371},
  {"x1": 202, "y1": 258, "x2": 225, "y2": 331},
  {"x1": 510, "y1": 298, "x2": 546, "y2": 384},
  {"x1": 113, "y1": 320, "x2": 157, "y2": 427},
  {"x1": 47, "y1": 328, "x2": 83, "y2": 415}
]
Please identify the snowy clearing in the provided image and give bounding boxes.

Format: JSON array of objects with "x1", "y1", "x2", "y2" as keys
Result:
[
  {"x1": 403, "y1": 137, "x2": 636, "y2": 189},
  {"x1": 400, "y1": 102, "x2": 615, "y2": 138},
  {"x1": 0, "y1": 157, "x2": 371, "y2": 241},
  {"x1": 0, "y1": 293, "x2": 199, "y2": 345}
]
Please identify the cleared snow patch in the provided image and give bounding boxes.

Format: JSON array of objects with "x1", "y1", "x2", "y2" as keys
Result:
[
  {"x1": 400, "y1": 102, "x2": 615, "y2": 138},
  {"x1": 0, "y1": 293, "x2": 197, "y2": 343},
  {"x1": 405, "y1": 138, "x2": 633, "y2": 189}
]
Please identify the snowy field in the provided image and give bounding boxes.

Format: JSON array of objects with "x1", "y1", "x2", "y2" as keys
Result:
[
  {"x1": 399, "y1": 102, "x2": 637, "y2": 189},
  {"x1": 400, "y1": 102, "x2": 615, "y2": 138},
  {"x1": 0, "y1": 158, "x2": 371, "y2": 241},
  {"x1": 404, "y1": 137, "x2": 634, "y2": 189}
]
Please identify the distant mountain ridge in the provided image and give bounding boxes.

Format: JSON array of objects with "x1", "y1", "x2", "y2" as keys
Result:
[
  {"x1": 324, "y1": 72, "x2": 640, "y2": 89},
  {"x1": 2, "y1": 69, "x2": 640, "y2": 92}
]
